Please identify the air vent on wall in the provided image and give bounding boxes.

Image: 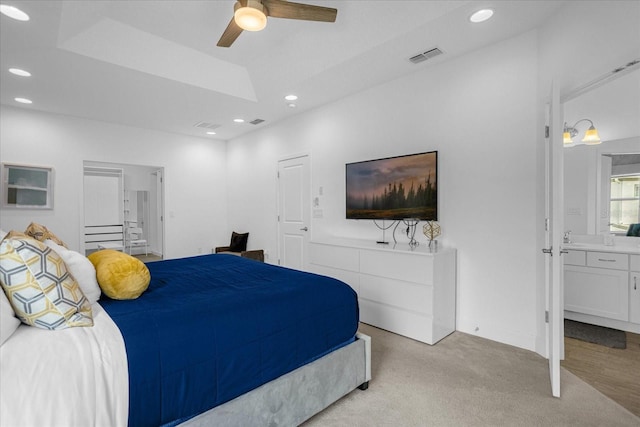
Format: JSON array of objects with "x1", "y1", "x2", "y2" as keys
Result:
[
  {"x1": 193, "y1": 121, "x2": 221, "y2": 130},
  {"x1": 249, "y1": 118, "x2": 265, "y2": 125},
  {"x1": 409, "y1": 47, "x2": 444, "y2": 64}
]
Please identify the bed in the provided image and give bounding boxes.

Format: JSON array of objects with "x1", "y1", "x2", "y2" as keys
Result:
[{"x1": 0, "y1": 252, "x2": 371, "y2": 426}]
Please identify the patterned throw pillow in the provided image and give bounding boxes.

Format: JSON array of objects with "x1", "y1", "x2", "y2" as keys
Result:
[{"x1": 0, "y1": 235, "x2": 93, "y2": 330}]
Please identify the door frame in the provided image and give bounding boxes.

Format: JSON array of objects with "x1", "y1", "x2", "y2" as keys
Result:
[
  {"x1": 151, "y1": 169, "x2": 165, "y2": 258},
  {"x1": 81, "y1": 161, "x2": 165, "y2": 257},
  {"x1": 276, "y1": 152, "x2": 311, "y2": 269}
]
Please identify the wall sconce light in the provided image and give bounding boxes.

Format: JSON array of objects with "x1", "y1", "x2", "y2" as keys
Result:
[
  {"x1": 234, "y1": 0, "x2": 267, "y2": 31},
  {"x1": 563, "y1": 119, "x2": 601, "y2": 147}
]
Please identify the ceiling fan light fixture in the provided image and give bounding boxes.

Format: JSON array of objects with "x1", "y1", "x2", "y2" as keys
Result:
[{"x1": 234, "y1": 0, "x2": 267, "y2": 32}]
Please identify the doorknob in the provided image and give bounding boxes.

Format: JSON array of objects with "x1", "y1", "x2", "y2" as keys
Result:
[
  {"x1": 542, "y1": 247, "x2": 552, "y2": 255},
  {"x1": 300, "y1": 227, "x2": 308, "y2": 231}
]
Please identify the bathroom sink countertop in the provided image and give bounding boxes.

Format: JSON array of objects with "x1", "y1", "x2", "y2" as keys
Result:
[{"x1": 562, "y1": 242, "x2": 640, "y2": 255}]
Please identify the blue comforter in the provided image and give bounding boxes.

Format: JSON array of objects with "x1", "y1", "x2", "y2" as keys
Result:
[{"x1": 100, "y1": 254, "x2": 359, "y2": 427}]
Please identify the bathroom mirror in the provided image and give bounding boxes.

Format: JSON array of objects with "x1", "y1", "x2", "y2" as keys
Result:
[
  {"x1": 563, "y1": 67, "x2": 640, "y2": 237},
  {"x1": 597, "y1": 150, "x2": 640, "y2": 236}
]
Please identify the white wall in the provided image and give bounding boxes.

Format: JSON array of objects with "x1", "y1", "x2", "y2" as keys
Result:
[
  {"x1": 564, "y1": 146, "x2": 592, "y2": 234},
  {"x1": 227, "y1": 1, "x2": 639, "y2": 353},
  {"x1": 227, "y1": 31, "x2": 540, "y2": 350},
  {"x1": 0, "y1": 106, "x2": 228, "y2": 259}
]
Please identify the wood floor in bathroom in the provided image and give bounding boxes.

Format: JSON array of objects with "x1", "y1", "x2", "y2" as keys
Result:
[{"x1": 562, "y1": 331, "x2": 640, "y2": 417}]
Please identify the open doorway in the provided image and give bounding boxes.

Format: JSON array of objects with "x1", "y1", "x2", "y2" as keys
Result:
[
  {"x1": 561, "y1": 66, "x2": 640, "y2": 416},
  {"x1": 83, "y1": 161, "x2": 164, "y2": 261}
]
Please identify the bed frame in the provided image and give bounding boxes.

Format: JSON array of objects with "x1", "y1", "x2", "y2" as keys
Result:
[{"x1": 182, "y1": 332, "x2": 371, "y2": 426}]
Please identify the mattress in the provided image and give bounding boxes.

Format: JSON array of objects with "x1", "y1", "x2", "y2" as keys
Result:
[{"x1": 100, "y1": 254, "x2": 359, "y2": 427}]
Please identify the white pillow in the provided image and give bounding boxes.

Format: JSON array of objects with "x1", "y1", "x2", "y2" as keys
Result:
[
  {"x1": 45, "y1": 240, "x2": 102, "y2": 305},
  {"x1": 0, "y1": 289, "x2": 20, "y2": 345}
]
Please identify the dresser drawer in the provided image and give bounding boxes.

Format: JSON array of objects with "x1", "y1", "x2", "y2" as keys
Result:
[
  {"x1": 564, "y1": 250, "x2": 586, "y2": 266},
  {"x1": 360, "y1": 249, "x2": 432, "y2": 285},
  {"x1": 309, "y1": 243, "x2": 359, "y2": 272},
  {"x1": 359, "y1": 274, "x2": 433, "y2": 316},
  {"x1": 586, "y1": 252, "x2": 628, "y2": 270},
  {"x1": 631, "y1": 255, "x2": 640, "y2": 272}
]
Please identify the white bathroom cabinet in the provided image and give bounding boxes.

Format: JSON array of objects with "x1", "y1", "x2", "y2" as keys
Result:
[{"x1": 564, "y1": 248, "x2": 640, "y2": 333}]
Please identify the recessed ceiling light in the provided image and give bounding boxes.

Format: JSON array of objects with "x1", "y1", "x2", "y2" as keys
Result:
[
  {"x1": 15, "y1": 97, "x2": 32, "y2": 104},
  {"x1": 0, "y1": 4, "x2": 30, "y2": 21},
  {"x1": 8, "y1": 68, "x2": 31, "y2": 77},
  {"x1": 288, "y1": 103, "x2": 297, "y2": 108},
  {"x1": 206, "y1": 131, "x2": 216, "y2": 135},
  {"x1": 469, "y1": 9, "x2": 494, "y2": 23},
  {"x1": 284, "y1": 94, "x2": 298, "y2": 101},
  {"x1": 233, "y1": 118, "x2": 245, "y2": 123}
]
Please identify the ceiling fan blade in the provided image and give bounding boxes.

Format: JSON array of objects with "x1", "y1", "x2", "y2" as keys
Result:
[
  {"x1": 217, "y1": 17, "x2": 243, "y2": 47},
  {"x1": 263, "y1": 0, "x2": 337, "y2": 22}
]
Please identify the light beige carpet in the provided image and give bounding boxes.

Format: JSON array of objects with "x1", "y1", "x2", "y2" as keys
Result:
[{"x1": 304, "y1": 323, "x2": 640, "y2": 427}]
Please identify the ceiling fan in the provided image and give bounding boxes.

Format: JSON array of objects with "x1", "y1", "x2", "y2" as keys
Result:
[{"x1": 217, "y1": 0, "x2": 337, "y2": 47}]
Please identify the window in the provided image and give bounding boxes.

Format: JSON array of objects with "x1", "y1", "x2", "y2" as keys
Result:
[
  {"x1": 2, "y1": 163, "x2": 54, "y2": 209},
  {"x1": 609, "y1": 175, "x2": 640, "y2": 233}
]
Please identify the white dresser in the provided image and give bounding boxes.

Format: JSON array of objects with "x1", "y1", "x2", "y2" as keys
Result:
[{"x1": 308, "y1": 238, "x2": 456, "y2": 345}]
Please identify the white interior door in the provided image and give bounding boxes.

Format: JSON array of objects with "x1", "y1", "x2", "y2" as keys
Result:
[
  {"x1": 544, "y1": 82, "x2": 563, "y2": 397},
  {"x1": 277, "y1": 155, "x2": 310, "y2": 270}
]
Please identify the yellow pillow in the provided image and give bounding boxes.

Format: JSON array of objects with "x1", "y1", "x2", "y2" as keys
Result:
[{"x1": 87, "y1": 250, "x2": 150, "y2": 300}]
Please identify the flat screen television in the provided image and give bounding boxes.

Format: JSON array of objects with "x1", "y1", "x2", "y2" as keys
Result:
[{"x1": 346, "y1": 151, "x2": 437, "y2": 220}]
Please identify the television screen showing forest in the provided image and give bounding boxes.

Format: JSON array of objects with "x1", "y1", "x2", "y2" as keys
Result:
[{"x1": 346, "y1": 151, "x2": 437, "y2": 220}]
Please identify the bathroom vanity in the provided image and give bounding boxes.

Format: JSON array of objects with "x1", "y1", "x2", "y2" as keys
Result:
[{"x1": 563, "y1": 242, "x2": 640, "y2": 333}]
